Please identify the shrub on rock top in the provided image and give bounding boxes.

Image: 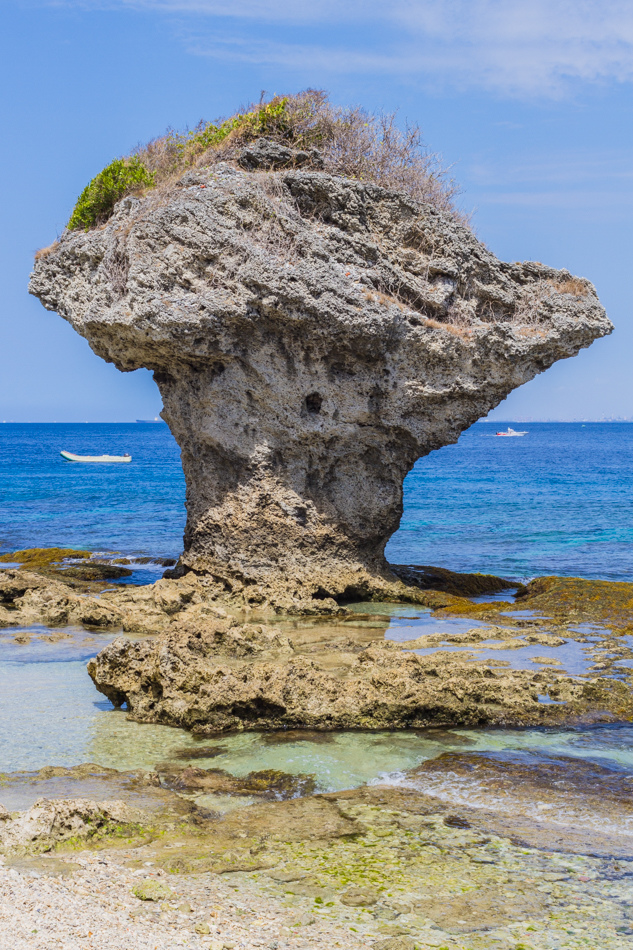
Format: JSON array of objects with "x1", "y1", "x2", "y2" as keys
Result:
[
  {"x1": 66, "y1": 90, "x2": 463, "y2": 231},
  {"x1": 67, "y1": 156, "x2": 155, "y2": 231}
]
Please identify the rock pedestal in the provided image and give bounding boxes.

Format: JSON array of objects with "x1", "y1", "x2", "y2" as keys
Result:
[{"x1": 30, "y1": 144, "x2": 611, "y2": 603}]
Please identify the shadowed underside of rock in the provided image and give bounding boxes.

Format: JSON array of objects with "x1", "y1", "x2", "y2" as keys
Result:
[{"x1": 29, "y1": 141, "x2": 612, "y2": 604}]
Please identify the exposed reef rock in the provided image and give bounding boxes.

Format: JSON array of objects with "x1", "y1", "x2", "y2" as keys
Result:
[
  {"x1": 87, "y1": 616, "x2": 632, "y2": 733},
  {"x1": 0, "y1": 798, "x2": 136, "y2": 853},
  {"x1": 4, "y1": 560, "x2": 633, "y2": 730},
  {"x1": 0, "y1": 563, "x2": 452, "y2": 630},
  {"x1": 29, "y1": 141, "x2": 611, "y2": 604},
  {"x1": 0, "y1": 568, "x2": 123, "y2": 629}
]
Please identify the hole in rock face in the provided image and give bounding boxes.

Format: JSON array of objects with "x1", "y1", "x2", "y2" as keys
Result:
[{"x1": 305, "y1": 392, "x2": 323, "y2": 414}]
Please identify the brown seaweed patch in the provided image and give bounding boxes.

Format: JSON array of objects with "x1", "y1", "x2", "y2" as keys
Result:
[
  {"x1": 57, "y1": 563, "x2": 133, "y2": 581},
  {"x1": 0, "y1": 548, "x2": 92, "y2": 570},
  {"x1": 259, "y1": 730, "x2": 337, "y2": 746},
  {"x1": 391, "y1": 564, "x2": 517, "y2": 598},
  {"x1": 156, "y1": 745, "x2": 228, "y2": 762},
  {"x1": 161, "y1": 767, "x2": 317, "y2": 800}
]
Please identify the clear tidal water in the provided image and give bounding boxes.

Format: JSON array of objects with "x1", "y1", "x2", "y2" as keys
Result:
[
  {"x1": 3, "y1": 625, "x2": 633, "y2": 844},
  {"x1": 2, "y1": 421, "x2": 633, "y2": 581}
]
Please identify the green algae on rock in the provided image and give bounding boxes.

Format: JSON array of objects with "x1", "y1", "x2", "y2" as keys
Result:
[
  {"x1": 132, "y1": 878, "x2": 175, "y2": 902},
  {"x1": 0, "y1": 548, "x2": 92, "y2": 572},
  {"x1": 512, "y1": 574, "x2": 633, "y2": 628}
]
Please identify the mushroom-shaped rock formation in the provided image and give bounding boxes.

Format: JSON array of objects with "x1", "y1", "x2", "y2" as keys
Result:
[{"x1": 30, "y1": 140, "x2": 611, "y2": 606}]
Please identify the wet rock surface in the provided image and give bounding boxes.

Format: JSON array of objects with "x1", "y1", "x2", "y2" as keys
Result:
[
  {"x1": 29, "y1": 150, "x2": 611, "y2": 606},
  {"x1": 0, "y1": 798, "x2": 138, "y2": 854},
  {"x1": 0, "y1": 763, "x2": 198, "y2": 821},
  {"x1": 401, "y1": 751, "x2": 633, "y2": 854}
]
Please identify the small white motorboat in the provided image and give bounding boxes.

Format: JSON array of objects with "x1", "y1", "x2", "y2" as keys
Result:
[
  {"x1": 494, "y1": 427, "x2": 527, "y2": 437},
  {"x1": 60, "y1": 451, "x2": 132, "y2": 463}
]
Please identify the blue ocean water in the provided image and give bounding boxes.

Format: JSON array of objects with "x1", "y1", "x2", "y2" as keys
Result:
[
  {"x1": 1, "y1": 421, "x2": 632, "y2": 582},
  {"x1": 0, "y1": 423, "x2": 185, "y2": 559},
  {"x1": 387, "y1": 421, "x2": 633, "y2": 582}
]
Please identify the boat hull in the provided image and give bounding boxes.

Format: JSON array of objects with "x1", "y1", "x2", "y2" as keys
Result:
[{"x1": 60, "y1": 451, "x2": 132, "y2": 463}]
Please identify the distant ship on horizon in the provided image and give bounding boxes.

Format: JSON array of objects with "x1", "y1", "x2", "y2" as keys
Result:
[{"x1": 136, "y1": 417, "x2": 164, "y2": 423}]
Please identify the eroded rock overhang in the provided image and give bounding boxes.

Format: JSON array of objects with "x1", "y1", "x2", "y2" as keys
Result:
[{"x1": 29, "y1": 147, "x2": 612, "y2": 601}]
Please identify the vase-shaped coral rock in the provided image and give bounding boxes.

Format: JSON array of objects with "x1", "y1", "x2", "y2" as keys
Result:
[{"x1": 30, "y1": 141, "x2": 611, "y2": 604}]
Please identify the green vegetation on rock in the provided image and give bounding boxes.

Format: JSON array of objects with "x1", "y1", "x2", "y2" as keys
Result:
[
  {"x1": 65, "y1": 90, "x2": 463, "y2": 232},
  {"x1": 67, "y1": 157, "x2": 155, "y2": 231},
  {"x1": 182, "y1": 96, "x2": 290, "y2": 158}
]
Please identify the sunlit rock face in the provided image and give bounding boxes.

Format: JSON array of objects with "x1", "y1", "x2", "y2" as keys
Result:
[{"x1": 30, "y1": 142, "x2": 611, "y2": 603}]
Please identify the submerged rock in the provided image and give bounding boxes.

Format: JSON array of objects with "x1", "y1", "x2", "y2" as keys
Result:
[
  {"x1": 161, "y1": 766, "x2": 316, "y2": 800},
  {"x1": 29, "y1": 143, "x2": 611, "y2": 605}
]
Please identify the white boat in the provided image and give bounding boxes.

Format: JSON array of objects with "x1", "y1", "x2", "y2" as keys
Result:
[
  {"x1": 494, "y1": 427, "x2": 527, "y2": 437},
  {"x1": 60, "y1": 450, "x2": 132, "y2": 463}
]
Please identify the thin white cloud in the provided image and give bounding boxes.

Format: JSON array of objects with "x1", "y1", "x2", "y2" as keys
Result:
[
  {"x1": 40, "y1": 0, "x2": 633, "y2": 96},
  {"x1": 467, "y1": 151, "x2": 633, "y2": 187},
  {"x1": 46, "y1": 0, "x2": 366, "y2": 22}
]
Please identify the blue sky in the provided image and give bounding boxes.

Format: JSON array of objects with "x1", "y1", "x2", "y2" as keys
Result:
[{"x1": 1, "y1": 0, "x2": 632, "y2": 421}]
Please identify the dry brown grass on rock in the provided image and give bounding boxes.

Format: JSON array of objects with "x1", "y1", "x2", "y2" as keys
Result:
[
  {"x1": 34, "y1": 241, "x2": 60, "y2": 260},
  {"x1": 129, "y1": 90, "x2": 465, "y2": 224},
  {"x1": 512, "y1": 277, "x2": 592, "y2": 327},
  {"x1": 549, "y1": 277, "x2": 590, "y2": 297}
]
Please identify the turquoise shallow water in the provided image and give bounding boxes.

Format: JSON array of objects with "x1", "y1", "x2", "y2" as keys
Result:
[
  {"x1": 2, "y1": 623, "x2": 633, "y2": 797},
  {"x1": 2, "y1": 421, "x2": 633, "y2": 581}
]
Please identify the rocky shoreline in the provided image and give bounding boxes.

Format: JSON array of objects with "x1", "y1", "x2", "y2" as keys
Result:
[
  {"x1": 2, "y1": 552, "x2": 633, "y2": 948},
  {"x1": 3, "y1": 551, "x2": 633, "y2": 732},
  {"x1": 2, "y1": 773, "x2": 633, "y2": 950}
]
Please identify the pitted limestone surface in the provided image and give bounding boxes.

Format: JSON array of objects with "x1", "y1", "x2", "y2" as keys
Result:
[{"x1": 29, "y1": 142, "x2": 611, "y2": 604}]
